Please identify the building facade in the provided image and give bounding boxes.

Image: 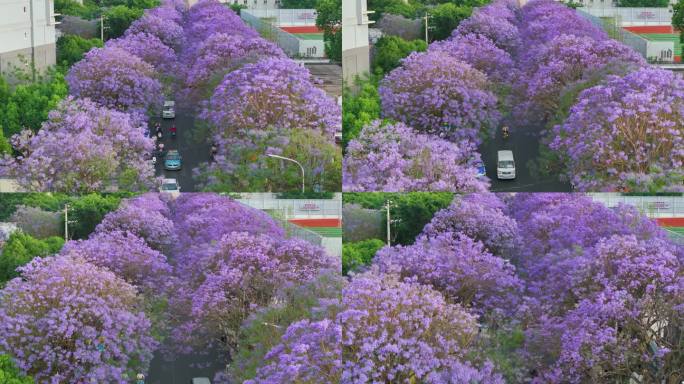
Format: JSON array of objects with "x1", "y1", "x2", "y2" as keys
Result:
[
  {"x1": 0, "y1": 0, "x2": 57, "y2": 77},
  {"x1": 186, "y1": 0, "x2": 281, "y2": 9},
  {"x1": 342, "y1": 0, "x2": 372, "y2": 83}
]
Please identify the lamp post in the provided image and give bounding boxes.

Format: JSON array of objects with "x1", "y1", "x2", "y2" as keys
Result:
[{"x1": 267, "y1": 154, "x2": 305, "y2": 193}]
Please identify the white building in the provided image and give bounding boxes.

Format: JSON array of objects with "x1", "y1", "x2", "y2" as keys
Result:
[
  {"x1": 0, "y1": 0, "x2": 57, "y2": 77},
  {"x1": 186, "y1": 0, "x2": 280, "y2": 10},
  {"x1": 342, "y1": 0, "x2": 372, "y2": 83},
  {"x1": 240, "y1": 9, "x2": 326, "y2": 58}
]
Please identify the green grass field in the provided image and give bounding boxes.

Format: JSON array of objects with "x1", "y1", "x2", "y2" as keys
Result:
[
  {"x1": 664, "y1": 227, "x2": 684, "y2": 243},
  {"x1": 640, "y1": 33, "x2": 682, "y2": 57},
  {"x1": 292, "y1": 33, "x2": 323, "y2": 40},
  {"x1": 305, "y1": 227, "x2": 342, "y2": 237}
]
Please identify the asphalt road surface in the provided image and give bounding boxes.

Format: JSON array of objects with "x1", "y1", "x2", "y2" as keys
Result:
[
  {"x1": 150, "y1": 107, "x2": 212, "y2": 192},
  {"x1": 147, "y1": 344, "x2": 225, "y2": 384},
  {"x1": 479, "y1": 117, "x2": 571, "y2": 192}
]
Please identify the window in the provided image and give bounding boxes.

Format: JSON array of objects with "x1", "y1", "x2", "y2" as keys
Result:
[{"x1": 23, "y1": 6, "x2": 27, "y2": 12}]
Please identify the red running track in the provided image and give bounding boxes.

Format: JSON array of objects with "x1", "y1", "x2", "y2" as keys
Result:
[
  {"x1": 623, "y1": 25, "x2": 676, "y2": 34},
  {"x1": 289, "y1": 218, "x2": 341, "y2": 227},
  {"x1": 280, "y1": 26, "x2": 322, "y2": 34},
  {"x1": 656, "y1": 217, "x2": 684, "y2": 227}
]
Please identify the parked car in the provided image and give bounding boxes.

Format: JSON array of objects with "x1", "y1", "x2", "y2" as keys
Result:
[
  {"x1": 160, "y1": 178, "x2": 180, "y2": 197},
  {"x1": 496, "y1": 150, "x2": 516, "y2": 180},
  {"x1": 164, "y1": 149, "x2": 182, "y2": 171},
  {"x1": 191, "y1": 378, "x2": 211, "y2": 384},
  {"x1": 162, "y1": 100, "x2": 175, "y2": 119}
]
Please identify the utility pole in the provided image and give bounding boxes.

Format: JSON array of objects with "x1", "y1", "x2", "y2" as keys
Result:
[
  {"x1": 385, "y1": 200, "x2": 392, "y2": 246},
  {"x1": 423, "y1": 12, "x2": 430, "y2": 44},
  {"x1": 100, "y1": 15, "x2": 105, "y2": 41},
  {"x1": 63, "y1": 204, "x2": 69, "y2": 241}
]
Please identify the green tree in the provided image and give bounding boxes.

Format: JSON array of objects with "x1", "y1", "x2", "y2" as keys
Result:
[
  {"x1": 316, "y1": 0, "x2": 342, "y2": 62},
  {"x1": 54, "y1": 0, "x2": 101, "y2": 19},
  {"x1": 342, "y1": 74, "x2": 381, "y2": 149},
  {"x1": 429, "y1": 3, "x2": 473, "y2": 41},
  {"x1": 372, "y1": 35, "x2": 427, "y2": 74},
  {"x1": 617, "y1": 0, "x2": 668, "y2": 6},
  {"x1": 675, "y1": 0, "x2": 684, "y2": 41},
  {"x1": 68, "y1": 194, "x2": 122, "y2": 239},
  {"x1": 369, "y1": 0, "x2": 424, "y2": 20},
  {"x1": 0, "y1": 232, "x2": 64, "y2": 283},
  {"x1": 342, "y1": 238, "x2": 386, "y2": 274},
  {"x1": 281, "y1": 0, "x2": 319, "y2": 7},
  {"x1": 0, "y1": 355, "x2": 33, "y2": 384},
  {"x1": 104, "y1": 5, "x2": 144, "y2": 40},
  {"x1": 0, "y1": 70, "x2": 68, "y2": 138},
  {"x1": 343, "y1": 192, "x2": 454, "y2": 245},
  {"x1": 56, "y1": 35, "x2": 103, "y2": 68}
]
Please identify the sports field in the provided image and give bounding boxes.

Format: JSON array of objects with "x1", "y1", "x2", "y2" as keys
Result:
[
  {"x1": 624, "y1": 26, "x2": 682, "y2": 62},
  {"x1": 279, "y1": 26, "x2": 323, "y2": 40}
]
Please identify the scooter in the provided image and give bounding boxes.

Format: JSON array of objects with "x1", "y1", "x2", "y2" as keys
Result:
[
  {"x1": 502, "y1": 127, "x2": 510, "y2": 140},
  {"x1": 170, "y1": 126, "x2": 177, "y2": 139}
]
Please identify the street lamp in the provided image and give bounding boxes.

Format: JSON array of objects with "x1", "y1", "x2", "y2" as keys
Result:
[{"x1": 267, "y1": 154, "x2": 305, "y2": 193}]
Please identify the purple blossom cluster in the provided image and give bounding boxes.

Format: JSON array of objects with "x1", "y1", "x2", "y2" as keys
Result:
[
  {"x1": 201, "y1": 57, "x2": 340, "y2": 139},
  {"x1": 155, "y1": 194, "x2": 338, "y2": 355},
  {"x1": 453, "y1": 6, "x2": 521, "y2": 53},
  {"x1": 126, "y1": 11, "x2": 185, "y2": 50},
  {"x1": 66, "y1": 47, "x2": 163, "y2": 119},
  {"x1": 61, "y1": 230, "x2": 174, "y2": 292},
  {"x1": 1, "y1": 192, "x2": 337, "y2": 380},
  {"x1": 0, "y1": 254, "x2": 157, "y2": 382},
  {"x1": 551, "y1": 67, "x2": 684, "y2": 191},
  {"x1": 379, "y1": 50, "x2": 500, "y2": 144},
  {"x1": 342, "y1": 121, "x2": 489, "y2": 192},
  {"x1": 95, "y1": 193, "x2": 176, "y2": 252},
  {"x1": 242, "y1": 319, "x2": 342, "y2": 384},
  {"x1": 429, "y1": 33, "x2": 517, "y2": 84},
  {"x1": 507, "y1": 193, "x2": 683, "y2": 381},
  {"x1": 181, "y1": 33, "x2": 285, "y2": 101},
  {"x1": 374, "y1": 232, "x2": 522, "y2": 318},
  {"x1": 105, "y1": 32, "x2": 179, "y2": 76},
  {"x1": 519, "y1": 34, "x2": 645, "y2": 120},
  {"x1": 8, "y1": 97, "x2": 155, "y2": 192}
]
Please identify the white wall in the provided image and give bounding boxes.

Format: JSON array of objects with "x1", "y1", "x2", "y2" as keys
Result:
[
  {"x1": 0, "y1": 0, "x2": 56, "y2": 54},
  {"x1": 342, "y1": 0, "x2": 371, "y2": 81}
]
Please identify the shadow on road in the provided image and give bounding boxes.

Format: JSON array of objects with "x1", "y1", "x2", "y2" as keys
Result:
[
  {"x1": 479, "y1": 117, "x2": 571, "y2": 192},
  {"x1": 151, "y1": 108, "x2": 212, "y2": 192}
]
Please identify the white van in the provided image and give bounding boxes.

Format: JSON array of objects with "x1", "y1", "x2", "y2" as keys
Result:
[
  {"x1": 497, "y1": 150, "x2": 516, "y2": 180},
  {"x1": 162, "y1": 100, "x2": 175, "y2": 119}
]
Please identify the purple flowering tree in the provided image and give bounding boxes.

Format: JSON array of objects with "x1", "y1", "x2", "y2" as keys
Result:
[
  {"x1": 126, "y1": 12, "x2": 185, "y2": 51},
  {"x1": 453, "y1": 7, "x2": 521, "y2": 53},
  {"x1": 379, "y1": 50, "x2": 500, "y2": 143},
  {"x1": 170, "y1": 231, "x2": 338, "y2": 353},
  {"x1": 339, "y1": 272, "x2": 504, "y2": 383},
  {"x1": 342, "y1": 121, "x2": 489, "y2": 192},
  {"x1": 181, "y1": 0, "x2": 258, "y2": 57},
  {"x1": 66, "y1": 47, "x2": 163, "y2": 118},
  {"x1": 105, "y1": 32, "x2": 178, "y2": 77},
  {"x1": 8, "y1": 97, "x2": 155, "y2": 193},
  {"x1": 95, "y1": 193, "x2": 176, "y2": 252},
  {"x1": 519, "y1": 0, "x2": 606, "y2": 50},
  {"x1": 181, "y1": 33, "x2": 285, "y2": 101},
  {"x1": 60, "y1": 230, "x2": 173, "y2": 292},
  {"x1": 0, "y1": 255, "x2": 157, "y2": 382},
  {"x1": 374, "y1": 233, "x2": 522, "y2": 318},
  {"x1": 201, "y1": 57, "x2": 340, "y2": 138},
  {"x1": 551, "y1": 67, "x2": 684, "y2": 192},
  {"x1": 525, "y1": 235, "x2": 684, "y2": 383},
  {"x1": 243, "y1": 319, "x2": 342, "y2": 384},
  {"x1": 429, "y1": 33, "x2": 517, "y2": 84},
  {"x1": 421, "y1": 193, "x2": 518, "y2": 256},
  {"x1": 519, "y1": 34, "x2": 645, "y2": 120}
]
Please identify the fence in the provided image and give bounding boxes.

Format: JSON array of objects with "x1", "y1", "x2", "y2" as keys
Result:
[
  {"x1": 240, "y1": 9, "x2": 325, "y2": 58},
  {"x1": 577, "y1": 8, "x2": 650, "y2": 58},
  {"x1": 579, "y1": 6, "x2": 672, "y2": 25},
  {"x1": 242, "y1": 9, "x2": 318, "y2": 26},
  {"x1": 587, "y1": 193, "x2": 684, "y2": 218},
  {"x1": 272, "y1": 216, "x2": 324, "y2": 246},
  {"x1": 237, "y1": 196, "x2": 342, "y2": 219}
]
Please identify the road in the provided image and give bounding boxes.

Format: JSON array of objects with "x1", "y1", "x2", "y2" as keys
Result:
[
  {"x1": 150, "y1": 107, "x2": 212, "y2": 192},
  {"x1": 479, "y1": 117, "x2": 571, "y2": 192},
  {"x1": 146, "y1": 344, "x2": 226, "y2": 384}
]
